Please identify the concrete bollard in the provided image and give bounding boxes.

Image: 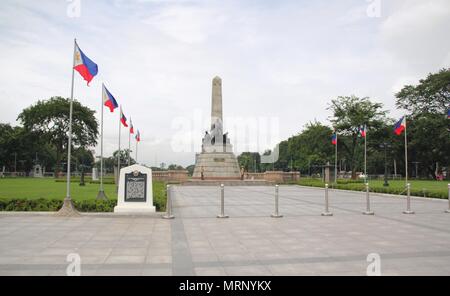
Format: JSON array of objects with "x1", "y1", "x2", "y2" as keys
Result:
[
  {"x1": 162, "y1": 185, "x2": 175, "y2": 219},
  {"x1": 271, "y1": 184, "x2": 283, "y2": 218},
  {"x1": 446, "y1": 184, "x2": 450, "y2": 214},
  {"x1": 217, "y1": 184, "x2": 229, "y2": 218},
  {"x1": 321, "y1": 184, "x2": 333, "y2": 216},
  {"x1": 403, "y1": 183, "x2": 415, "y2": 214},
  {"x1": 363, "y1": 183, "x2": 374, "y2": 215}
]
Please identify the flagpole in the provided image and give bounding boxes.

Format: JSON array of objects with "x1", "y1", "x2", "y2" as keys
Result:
[
  {"x1": 135, "y1": 138, "x2": 138, "y2": 163},
  {"x1": 117, "y1": 106, "x2": 122, "y2": 192},
  {"x1": 128, "y1": 119, "x2": 131, "y2": 166},
  {"x1": 404, "y1": 115, "x2": 408, "y2": 186},
  {"x1": 96, "y1": 84, "x2": 107, "y2": 200},
  {"x1": 58, "y1": 38, "x2": 78, "y2": 216},
  {"x1": 364, "y1": 126, "x2": 367, "y2": 184},
  {"x1": 334, "y1": 133, "x2": 337, "y2": 184}
]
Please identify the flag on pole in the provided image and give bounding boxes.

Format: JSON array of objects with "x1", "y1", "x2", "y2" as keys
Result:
[
  {"x1": 120, "y1": 107, "x2": 128, "y2": 127},
  {"x1": 135, "y1": 130, "x2": 140, "y2": 142},
  {"x1": 394, "y1": 116, "x2": 406, "y2": 135},
  {"x1": 102, "y1": 85, "x2": 119, "y2": 112},
  {"x1": 73, "y1": 42, "x2": 98, "y2": 85},
  {"x1": 331, "y1": 133, "x2": 337, "y2": 145},
  {"x1": 359, "y1": 125, "x2": 367, "y2": 138},
  {"x1": 129, "y1": 118, "x2": 134, "y2": 134},
  {"x1": 447, "y1": 109, "x2": 450, "y2": 119}
]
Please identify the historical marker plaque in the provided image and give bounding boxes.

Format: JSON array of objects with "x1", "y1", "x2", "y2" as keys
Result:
[{"x1": 124, "y1": 170, "x2": 147, "y2": 202}]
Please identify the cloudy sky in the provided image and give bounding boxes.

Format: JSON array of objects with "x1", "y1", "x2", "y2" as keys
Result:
[{"x1": 0, "y1": 0, "x2": 449, "y2": 167}]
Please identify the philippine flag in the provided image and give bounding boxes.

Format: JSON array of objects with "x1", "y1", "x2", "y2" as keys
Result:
[
  {"x1": 73, "y1": 42, "x2": 98, "y2": 85},
  {"x1": 359, "y1": 125, "x2": 367, "y2": 138},
  {"x1": 129, "y1": 118, "x2": 134, "y2": 134},
  {"x1": 135, "y1": 130, "x2": 140, "y2": 142},
  {"x1": 447, "y1": 109, "x2": 450, "y2": 119},
  {"x1": 394, "y1": 116, "x2": 406, "y2": 135},
  {"x1": 331, "y1": 133, "x2": 337, "y2": 145},
  {"x1": 102, "y1": 84, "x2": 119, "y2": 112},
  {"x1": 120, "y1": 107, "x2": 128, "y2": 127}
]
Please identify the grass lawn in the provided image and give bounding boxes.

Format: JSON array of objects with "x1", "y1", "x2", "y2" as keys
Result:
[
  {"x1": 0, "y1": 177, "x2": 167, "y2": 211},
  {"x1": 298, "y1": 178, "x2": 449, "y2": 199}
]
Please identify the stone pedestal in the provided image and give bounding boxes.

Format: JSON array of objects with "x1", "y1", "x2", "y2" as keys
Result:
[
  {"x1": 114, "y1": 164, "x2": 156, "y2": 213},
  {"x1": 193, "y1": 152, "x2": 240, "y2": 179}
]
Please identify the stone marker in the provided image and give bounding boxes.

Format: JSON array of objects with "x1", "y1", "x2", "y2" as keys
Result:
[
  {"x1": 92, "y1": 167, "x2": 99, "y2": 181},
  {"x1": 114, "y1": 164, "x2": 156, "y2": 213}
]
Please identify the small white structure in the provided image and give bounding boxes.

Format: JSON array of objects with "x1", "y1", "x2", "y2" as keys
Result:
[
  {"x1": 114, "y1": 164, "x2": 155, "y2": 213},
  {"x1": 92, "y1": 167, "x2": 99, "y2": 181},
  {"x1": 32, "y1": 165, "x2": 43, "y2": 178}
]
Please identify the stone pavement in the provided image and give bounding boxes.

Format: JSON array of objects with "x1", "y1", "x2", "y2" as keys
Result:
[{"x1": 0, "y1": 185, "x2": 449, "y2": 276}]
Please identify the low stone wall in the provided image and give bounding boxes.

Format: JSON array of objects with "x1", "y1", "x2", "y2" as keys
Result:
[
  {"x1": 246, "y1": 171, "x2": 300, "y2": 183},
  {"x1": 152, "y1": 170, "x2": 189, "y2": 183}
]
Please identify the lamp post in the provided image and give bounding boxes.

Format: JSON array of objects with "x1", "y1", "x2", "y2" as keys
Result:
[{"x1": 379, "y1": 142, "x2": 391, "y2": 187}]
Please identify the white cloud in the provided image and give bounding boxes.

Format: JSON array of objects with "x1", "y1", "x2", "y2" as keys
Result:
[{"x1": 0, "y1": 0, "x2": 448, "y2": 166}]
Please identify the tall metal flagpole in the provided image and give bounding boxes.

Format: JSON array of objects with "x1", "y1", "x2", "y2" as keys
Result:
[
  {"x1": 57, "y1": 38, "x2": 79, "y2": 216},
  {"x1": 96, "y1": 84, "x2": 107, "y2": 200},
  {"x1": 404, "y1": 115, "x2": 408, "y2": 186},
  {"x1": 128, "y1": 118, "x2": 131, "y2": 166},
  {"x1": 364, "y1": 125, "x2": 367, "y2": 184},
  {"x1": 334, "y1": 132, "x2": 338, "y2": 184},
  {"x1": 117, "y1": 106, "x2": 122, "y2": 192},
  {"x1": 135, "y1": 136, "x2": 138, "y2": 163}
]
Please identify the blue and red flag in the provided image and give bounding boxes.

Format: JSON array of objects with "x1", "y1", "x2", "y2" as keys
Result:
[
  {"x1": 394, "y1": 116, "x2": 406, "y2": 135},
  {"x1": 120, "y1": 107, "x2": 128, "y2": 127},
  {"x1": 73, "y1": 42, "x2": 98, "y2": 85},
  {"x1": 135, "y1": 130, "x2": 140, "y2": 142},
  {"x1": 102, "y1": 84, "x2": 119, "y2": 112},
  {"x1": 129, "y1": 118, "x2": 134, "y2": 134},
  {"x1": 331, "y1": 133, "x2": 337, "y2": 145},
  {"x1": 447, "y1": 109, "x2": 450, "y2": 119},
  {"x1": 359, "y1": 125, "x2": 367, "y2": 138}
]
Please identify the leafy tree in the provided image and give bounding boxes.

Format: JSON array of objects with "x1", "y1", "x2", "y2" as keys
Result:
[
  {"x1": 396, "y1": 68, "x2": 450, "y2": 115},
  {"x1": 238, "y1": 152, "x2": 260, "y2": 172},
  {"x1": 395, "y1": 68, "x2": 450, "y2": 179},
  {"x1": 328, "y1": 95, "x2": 388, "y2": 179},
  {"x1": 168, "y1": 164, "x2": 185, "y2": 170},
  {"x1": 17, "y1": 97, "x2": 98, "y2": 177}
]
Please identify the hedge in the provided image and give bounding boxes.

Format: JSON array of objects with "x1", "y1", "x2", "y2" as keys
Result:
[
  {"x1": 297, "y1": 179, "x2": 447, "y2": 199},
  {"x1": 0, "y1": 198, "x2": 117, "y2": 212}
]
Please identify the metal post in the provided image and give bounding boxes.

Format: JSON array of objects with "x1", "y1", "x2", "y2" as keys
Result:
[
  {"x1": 217, "y1": 184, "x2": 229, "y2": 218},
  {"x1": 271, "y1": 184, "x2": 283, "y2": 218},
  {"x1": 445, "y1": 184, "x2": 450, "y2": 214},
  {"x1": 321, "y1": 184, "x2": 333, "y2": 216},
  {"x1": 363, "y1": 183, "x2": 374, "y2": 215},
  {"x1": 403, "y1": 183, "x2": 415, "y2": 214},
  {"x1": 162, "y1": 185, "x2": 174, "y2": 219}
]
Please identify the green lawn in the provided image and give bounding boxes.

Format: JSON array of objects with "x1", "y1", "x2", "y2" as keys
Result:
[
  {"x1": 0, "y1": 177, "x2": 167, "y2": 211},
  {"x1": 298, "y1": 178, "x2": 449, "y2": 199}
]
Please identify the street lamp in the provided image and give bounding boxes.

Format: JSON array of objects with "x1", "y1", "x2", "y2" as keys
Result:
[{"x1": 379, "y1": 142, "x2": 391, "y2": 187}]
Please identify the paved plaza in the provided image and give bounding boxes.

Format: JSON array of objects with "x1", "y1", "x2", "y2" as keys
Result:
[{"x1": 0, "y1": 185, "x2": 450, "y2": 276}]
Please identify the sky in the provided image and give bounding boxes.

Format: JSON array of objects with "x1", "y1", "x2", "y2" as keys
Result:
[{"x1": 0, "y1": 0, "x2": 449, "y2": 167}]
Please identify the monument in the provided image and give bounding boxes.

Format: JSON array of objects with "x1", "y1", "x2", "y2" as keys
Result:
[
  {"x1": 193, "y1": 76, "x2": 241, "y2": 179},
  {"x1": 114, "y1": 164, "x2": 156, "y2": 213}
]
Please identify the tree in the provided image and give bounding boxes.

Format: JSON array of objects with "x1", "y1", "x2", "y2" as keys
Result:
[
  {"x1": 17, "y1": 97, "x2": 98, "y2": 177},
  {"x1": 396, "y1": 68, "x2": 450, "y2": 115},
  {"x1": 238, "y1": 152, "x2": 260, "y2": 172},
  {"x1": 396, "y1": 68, "x2": 450, "y2": 179},
  {"x1": 0, "y1": 123, "x2": 56, "y2": 173},
  {"x1": 328, "y1": 96, "x2": 388, "y2": 179}
]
